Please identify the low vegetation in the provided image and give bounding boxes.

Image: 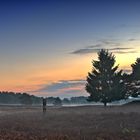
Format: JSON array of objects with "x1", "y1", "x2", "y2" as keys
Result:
[{"x1": 0, "y1": 105, "x2": 139, "y2": 140}]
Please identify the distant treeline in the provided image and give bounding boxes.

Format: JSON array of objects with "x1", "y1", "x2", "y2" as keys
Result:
[
  {"x1": 47, "y1": 96, "x2": 88, "y2": 105},
  {"x1": 0, "y1": 91, "x2": 88, "y2": 105},
  {"x1": 0, "y1": 91, "x2": 41, "y2": 105}
]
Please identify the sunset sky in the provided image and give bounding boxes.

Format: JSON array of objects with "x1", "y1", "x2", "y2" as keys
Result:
[{"x1": 0, "y1": 0, "x2": 140, "y2": 98}]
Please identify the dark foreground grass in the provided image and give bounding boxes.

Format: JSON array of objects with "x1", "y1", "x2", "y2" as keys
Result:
[{"x1": 0, "y1": 105, "x2": 140, "y2": 140}]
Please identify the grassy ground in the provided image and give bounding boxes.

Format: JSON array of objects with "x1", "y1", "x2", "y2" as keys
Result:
[{"x1": 0, "y1": 104, "x2": 140, "y2": 140}]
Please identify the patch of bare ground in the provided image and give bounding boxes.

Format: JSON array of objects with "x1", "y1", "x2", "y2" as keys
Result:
[{"x1": 0, "y1": 104, "x2": 139, "y2": 140}]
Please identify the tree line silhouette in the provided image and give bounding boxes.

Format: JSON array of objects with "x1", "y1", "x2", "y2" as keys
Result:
[
  {"x1": 0, "y1": 91, "x2": 89, "y2": 105},
  {"x1": 0, "y1": 92, "x2": 41, "y2": 105}
]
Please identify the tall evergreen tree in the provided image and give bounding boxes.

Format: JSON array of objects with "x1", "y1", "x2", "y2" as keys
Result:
[
  {"x1": 86, "y1": 49, "x2": 126, "y2": 106},
  {"x1": 131, "y1": 58, "x2": 140, "y2": 80},
  {"x1": 128, "y1": 58, "x2": 140, "y2": 97}
]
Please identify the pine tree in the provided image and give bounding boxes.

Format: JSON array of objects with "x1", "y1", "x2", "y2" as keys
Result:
[
  {"x1": 131, "y1": 58, "x2": 140, "y2": 80},
  {"x1": 86, "y1": 49, "x2": 126, "y2": 106},
  {"x1": 128, "y1": 58, "x2": 140, "y2": 97}
]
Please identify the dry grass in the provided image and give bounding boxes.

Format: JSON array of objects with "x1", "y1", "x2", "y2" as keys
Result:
[{"x1": 0, "y1": 105, "x2": 140, "y2": 140}]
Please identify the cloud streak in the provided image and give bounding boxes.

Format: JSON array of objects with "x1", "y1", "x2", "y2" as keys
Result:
[
  {"x1": 33, "y1": 80, "x2": 87, "y2": 98},
  {"x1": 71, "y1": 47, "x2": 134, "y2": 55},
  {"x1": 71, "y1": 39, "x2": 137, "y2": 55},
  {"x1": 128, "y1": 38, "x2": 136, "y2": 41}
]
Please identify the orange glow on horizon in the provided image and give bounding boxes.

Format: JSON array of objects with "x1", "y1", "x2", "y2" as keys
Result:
[{"x1": 0, "y1": 46, "x2": 140, "y2": 94}]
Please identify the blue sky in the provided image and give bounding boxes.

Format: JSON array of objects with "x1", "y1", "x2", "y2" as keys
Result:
[{"x1": 0, "y1": 0, "x2": 140, "y2": 97}]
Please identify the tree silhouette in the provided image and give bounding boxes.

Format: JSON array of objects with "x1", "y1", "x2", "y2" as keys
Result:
[
  {"x1": 0, "y1": 92, "x2": 41, "y2": 105},
  {"x1": 86, "y1": 49, "x2": 126, "y2": 106},
  {"x1": 53, "y1": 97, "x2": 62, "y2": 106},
  {"x1": 19, "y1": 93, "x2": 32, "y2": 105},
  {"x1": 127, "y1": 58, "x2": 140, "y2": 97},
  {"x1": 62, "y1": 98, "x2": 70, "y2": 104},
  {"x1": 131, "y1": 58, "x2": 140, "y2": 80}
]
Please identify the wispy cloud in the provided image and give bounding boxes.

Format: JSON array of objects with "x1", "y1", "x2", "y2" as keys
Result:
[
  {"x1": 71, "y1": 47, "x2": 134, "y2": 55},
  {"x1": 86, "y1": 44, "x2": 102, "y2": 48},
  {"x1": 116, "y1": 24, "x2": 140, "y2": 29},
  {"x1": 71, "y1": 39, "x2": 137, "y2": 55},
  {"x1": 113, "y1": 50, "x2": 138, "y2": 54},
  {"x1": 33, "y1": 80, "x2": 87, "y2": 98},
  {"x1": 110, "y1": 47, "x2": 131, "y2": 50},
  {"x1": 128, "y1": 38, "x2": 136, "y2": 41},
  {"x1": 101, "y1": 40, "x2": 121, "y2": 46},
  {"x1": 117, "y1": 24, "x2": 127, "y2": 28},
  {"x1": 71, "y1": 48, "x2": 100, "y2": 54}
]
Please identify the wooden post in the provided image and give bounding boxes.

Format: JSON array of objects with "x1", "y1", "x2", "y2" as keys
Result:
[{"x1": 42, "y1": 97, "x2": 47, "y2": 114}]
